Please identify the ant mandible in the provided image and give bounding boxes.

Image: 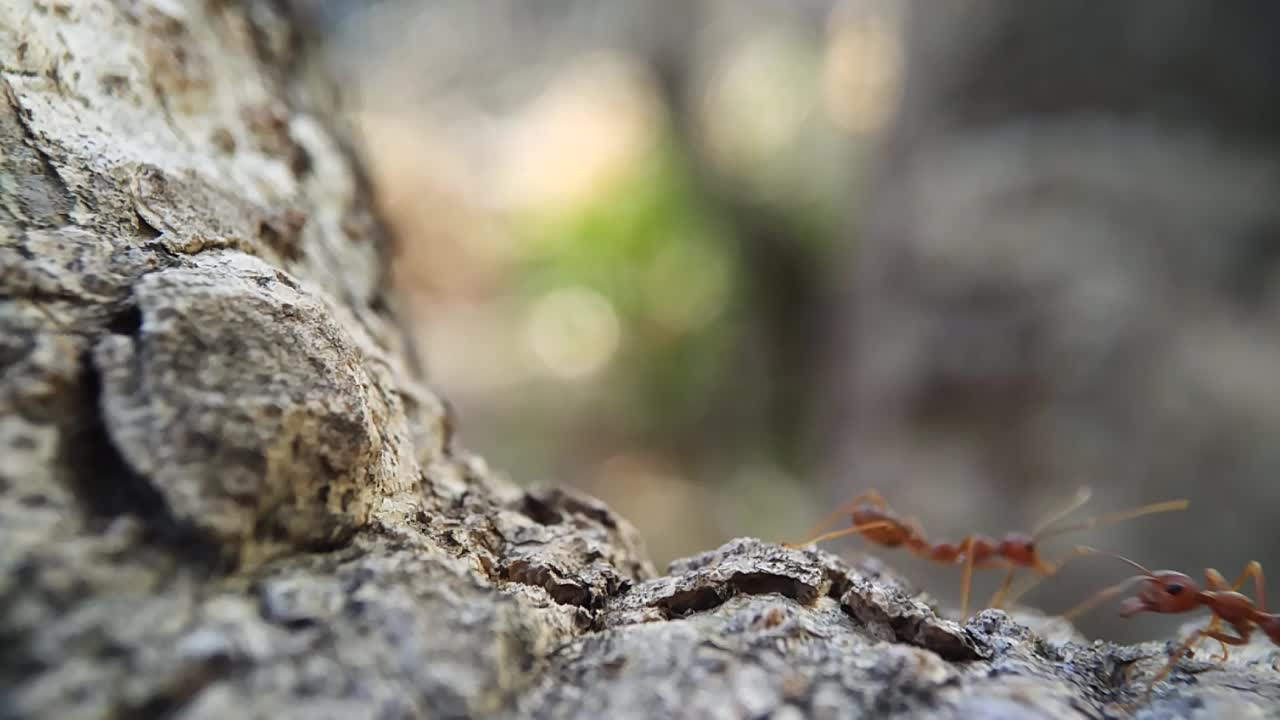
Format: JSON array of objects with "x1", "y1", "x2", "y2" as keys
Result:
[
  {"x1": 1063, "y1": 548, "x2": 1280, "y2": 703},
  {"x1": 784, "y1": 487, "x2": 1188, "y2": 619}
]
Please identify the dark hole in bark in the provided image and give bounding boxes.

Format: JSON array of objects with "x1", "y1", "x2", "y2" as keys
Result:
[
  {"x1": 62, "y1": 355, "x2": 232, "y2": 573},
  {"x1": 732, "y1": 572, "x2": 819, "y2": 605},
  {"x1": 135, "y1": 210, "x2": 163, "y2": 240},
  {"x1": 105, "y1": 304, "x2": 142, "y2": 336},
  {"x1": 659, "y1": 586, "x2": 724, "y2": 617},
  {"x1": 520, "y1": 493, "x2": 564, "y2": 526}
]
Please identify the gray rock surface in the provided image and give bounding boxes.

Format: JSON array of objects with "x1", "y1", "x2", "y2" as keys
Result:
[{"x1": 1, "y1": 1, "x2": 1278, "y2": 719}]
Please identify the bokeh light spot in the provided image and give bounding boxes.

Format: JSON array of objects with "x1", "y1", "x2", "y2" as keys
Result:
[
  {"x1": 524, "y1": 286, "x2": 622, "y2": 379},
  {"x1": 700, "y1": 32, "x2": 817, "y2": 175},
  {"x1": 824, "y1": 8, "x2": 902, "y2": 135}
]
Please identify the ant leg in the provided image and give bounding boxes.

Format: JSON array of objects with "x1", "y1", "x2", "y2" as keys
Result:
[
  {"x1": 1223, "y1": 561, "x2": 1265, "y2": 609},
  {"x1": 987, "y1": 567, "x2": 1019, "y2": 610},
  {"x1": 783, "y1": 520, "x2": 895, "y2": 549},
  {"x1": 980, "y1": 559, "x2": 1025, "y2": 609},
  {"x1": 1143, "y1": 626, "x2": 1250, "y2": 701},
  {"x1": 785, "y1": 491, "x2": 889, "y2": 546},
  {"x1": 1192, "y1": 571, "x2": 1236, "y2": 659},
  {"x1": 1197, "y1": 563, "x2": 1265, "y2": 661},
  {"x1": 998, "y1": 545, "x2": 1094, "y2": 610},
  {"x1": 1030, "y1": 486, "x2": 1093, "y2": 535},
  {"x1": 960, "y1": 537, "x2": 977, "y2": 621},
  {"x1": 1245, "y1": 561, "x2": 1266, "y2": 610},
  {"x1": 1191, "y1": 617, "x2": 1229, "y2": 661},
  {"x1": 1034, "y1": 498, "x2": 1189, "y2": 539}
]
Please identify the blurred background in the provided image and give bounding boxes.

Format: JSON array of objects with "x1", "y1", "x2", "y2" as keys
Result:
[{"x1": 306, "y1": 0, "x2": 1280, "y2": 643}]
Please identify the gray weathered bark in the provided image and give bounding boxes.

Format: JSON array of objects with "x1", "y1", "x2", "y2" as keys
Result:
[{"x1": 2, "y1": 2, "x2": 1277, "y2": 719}]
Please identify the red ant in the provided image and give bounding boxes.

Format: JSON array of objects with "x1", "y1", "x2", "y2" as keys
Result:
[
  {"x1": 784, "y1": 488, "x2": 1188, "y2": 619},
  {"x1": 1064, "y1": 548, "x2": 1280, "y2": 703}
]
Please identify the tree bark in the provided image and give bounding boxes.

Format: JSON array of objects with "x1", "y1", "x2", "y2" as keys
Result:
[{"x1": 1, "y1": 2, "x2": 1276, "y2": 719}]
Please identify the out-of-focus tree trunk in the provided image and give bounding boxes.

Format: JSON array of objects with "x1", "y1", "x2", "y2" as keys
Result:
[
  {"x1": 0, "y1": 1, "x2": 643, "y2": 715},
  {"x1": 823, "y1": 0, "x2": 1280, "y2": 639},
  {"x1": 3, "y1": 2, "x2": 1277, "y2": 718}
]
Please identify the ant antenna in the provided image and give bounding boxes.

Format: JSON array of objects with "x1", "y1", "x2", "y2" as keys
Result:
[
  {"x1": 978, "y1": 491, "x2": 1091, "y2": 613},
  {"x1": 785, "y1": 520, "x2": 895, "y2": 549},
  {"x1": 993, "y1": 503, "x2": 1186, "y2": 610},
  {"x1": 785, "y1": 491, "x2": 888, "y2": 547},
  {"x1": 1034, "y1": 499, "x2": 1189, "y2": 540},
  {"x1": 1073, "y1": 546, "x2": 1156, "y2": 575},
  {"x1": 1059, "y1": 546, "x2": 1157, "y2": 620},
  {"x1": 1031, "y1": 486, "x2": 1093, "y2": 535},
  {"x1": 1061, "y1": 574, "x2": 1151, "y2": 621}
]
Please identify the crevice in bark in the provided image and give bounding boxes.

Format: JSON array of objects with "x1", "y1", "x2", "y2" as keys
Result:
[
  {"x1": 134, "y1": 210, "x2": 163, "y2": 240},
  {"x1": 655, "y1": 585, "x2": 724, "y2": 618},
  {"x1": 1, "y1": 79, "x2": 76, "y2": 228},
  {"x1": 118, "y1": 654, "x2": 236, "y2": 720},
  {"x1": 500, "y1": 558, "x2": 603, "y2": 610},
  {"x1": 61, "y1": 349, "x2": 232, "y2": 573},
  {"x1": 651, "y1": 572, "x2": 823, "y2": 620}
]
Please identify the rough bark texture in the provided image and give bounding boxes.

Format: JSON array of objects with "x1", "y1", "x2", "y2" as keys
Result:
[{"x1": 2, "y1": 2, "x2": 1278, "y2": 720}]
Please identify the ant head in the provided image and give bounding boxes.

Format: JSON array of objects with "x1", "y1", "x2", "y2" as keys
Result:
[
  {"x1": 998, "y1": 532, "x2": 1052, "y2": 572},
  {"x1": 1120, "y1": 572, "x2": 1202, "y2": 617}
]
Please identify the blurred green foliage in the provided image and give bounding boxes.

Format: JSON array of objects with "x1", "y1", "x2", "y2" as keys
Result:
[{"x1": 515, "y1": 135, "x2": 746, "y2": 438}]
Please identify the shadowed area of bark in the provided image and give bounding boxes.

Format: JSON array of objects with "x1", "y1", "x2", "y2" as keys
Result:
[{"x1": 1, "y1": 2, "x2": 1278, "y2": 719}]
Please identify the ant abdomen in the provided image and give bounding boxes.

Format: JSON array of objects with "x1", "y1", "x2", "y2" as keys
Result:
[{"x1": 850, "y1": 508, "x2": 910, "y2": 547}]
